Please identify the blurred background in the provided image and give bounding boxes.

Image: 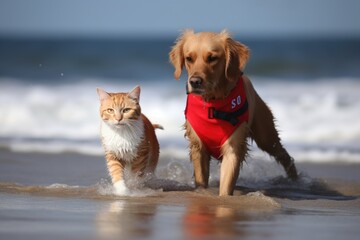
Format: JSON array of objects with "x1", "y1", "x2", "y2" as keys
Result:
[{"x1": 0, "y1": 0, "x2": 359, "y2": 163}]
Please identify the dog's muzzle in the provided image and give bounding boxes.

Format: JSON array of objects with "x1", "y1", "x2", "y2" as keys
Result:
[{"x1": 189, "y1": 77, "x2": 203, "y2": 89}]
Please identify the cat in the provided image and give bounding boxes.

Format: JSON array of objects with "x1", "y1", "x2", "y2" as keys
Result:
[{"x1": 96, "y1": 85, "x2": 162, "y2": 195}]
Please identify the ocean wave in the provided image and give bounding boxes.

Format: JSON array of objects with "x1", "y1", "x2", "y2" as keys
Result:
[{"x1": 0, "y1": 77, "x2": 359, "y2": 163}]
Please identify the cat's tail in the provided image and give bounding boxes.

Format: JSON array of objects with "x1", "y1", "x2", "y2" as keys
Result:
[{"x1": 153, "y1": 124, "x2": 164, "y2": 130}]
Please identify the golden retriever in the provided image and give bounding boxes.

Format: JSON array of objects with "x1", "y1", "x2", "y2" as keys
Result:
[{"x1": 169, "y1": 30, "x2": 298, "y2": 196}]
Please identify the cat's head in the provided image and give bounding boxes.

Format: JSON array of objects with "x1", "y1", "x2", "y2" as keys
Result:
[{"x1": 97, "y1": 86, "x2": 141, "y2": 128}]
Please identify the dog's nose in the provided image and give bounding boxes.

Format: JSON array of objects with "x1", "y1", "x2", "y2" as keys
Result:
[{"x1": 189, "y1": 77, "x2": 203, "y2": 89}]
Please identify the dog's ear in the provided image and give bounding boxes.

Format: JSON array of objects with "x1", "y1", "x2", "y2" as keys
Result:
[
  {"x1": 221, "y1": 30, "x2": 250, "y2": 81},
  {"x1": 169, "y1": 29, "x2": 194, "y2": 80}
]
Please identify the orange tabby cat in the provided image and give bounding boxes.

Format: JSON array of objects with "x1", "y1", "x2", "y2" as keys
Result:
[{"x1": 97, "y1": 86, "x2": 162, "y2": 195}]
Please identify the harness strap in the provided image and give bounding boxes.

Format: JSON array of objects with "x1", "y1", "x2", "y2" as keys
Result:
[{"x1": 208, "y1": 99, "x2": 248, "y2": 126}]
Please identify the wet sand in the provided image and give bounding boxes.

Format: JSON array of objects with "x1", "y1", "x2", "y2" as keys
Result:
[{"x1": 0, "y1": 148, "x2": 359, "y2": 240}]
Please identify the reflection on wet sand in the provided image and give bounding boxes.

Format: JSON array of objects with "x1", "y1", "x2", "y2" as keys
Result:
[
  {"x1": 182, "y1": 198, "x2": 264, "y2": 239},
  {"x1": 96, "y1": 200, "x2": 157, "y2": 240},
  {"x1": 96, "y1": 191, "x2": 276, "y2": 240}
]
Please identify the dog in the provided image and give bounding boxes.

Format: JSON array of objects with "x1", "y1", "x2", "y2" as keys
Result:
[{"x1": 169, "y1": 30, "x2": 298, "y2": 196}]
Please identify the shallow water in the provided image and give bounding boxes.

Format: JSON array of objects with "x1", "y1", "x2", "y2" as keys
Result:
[
  {"x1": 0, "y1": 191, "x2": 274, "y2": 240},
  {"x1": 0, "y1": 149, "x2": 359, "y2": 240},
  {"x1": 1, "y1": 188, "x2": 359, "y2": 240}
]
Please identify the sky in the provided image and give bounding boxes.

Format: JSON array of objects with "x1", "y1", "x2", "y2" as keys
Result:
[{"x1": 0, "y1": 0, "x2": 360, "y2": 38}]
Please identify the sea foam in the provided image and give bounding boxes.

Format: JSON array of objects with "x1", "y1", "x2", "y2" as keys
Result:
[{"x1": 0, "y1": 77, "x2": 359, "y2": 163}]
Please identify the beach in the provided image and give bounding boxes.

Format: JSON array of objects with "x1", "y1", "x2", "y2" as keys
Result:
[
  {"x1": 0, "y1": 37, "x2": 359, "y2": 239},
  {"x1": 0, "y1": 148, "x2": 359, "y2": 240}
]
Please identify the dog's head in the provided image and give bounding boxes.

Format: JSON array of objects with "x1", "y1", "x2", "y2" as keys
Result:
[{"x1": 169, "y1": 30, "x2": 250, "y2": 100}]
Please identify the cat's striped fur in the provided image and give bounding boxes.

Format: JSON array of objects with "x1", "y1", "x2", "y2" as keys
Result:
[{"x1": 97, "y1": 86, "x2": 161, "y2": 195}]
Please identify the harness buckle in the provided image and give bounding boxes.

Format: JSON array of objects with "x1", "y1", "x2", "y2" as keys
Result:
[{"x1": 208, "y1": 107, "x2": 215, "y2": 119}]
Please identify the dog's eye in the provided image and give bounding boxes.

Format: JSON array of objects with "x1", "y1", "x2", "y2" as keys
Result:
[
  {"x1": 185, "y1": 56, "x2": 193, "y2": 63},
  {"x1": 207, "y1": 55, "x2": 218, "y2": 63}
]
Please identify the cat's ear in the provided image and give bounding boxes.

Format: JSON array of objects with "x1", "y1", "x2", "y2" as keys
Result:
[
  {"x1": 97, "y1": 88, "x2": 111, "y2": 101},
  {"x1": 128, "y1": 85, "x2": 141, "y2": 102}
]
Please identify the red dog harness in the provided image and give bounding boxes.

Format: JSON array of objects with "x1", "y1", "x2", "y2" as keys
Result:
[{"x1": 185, "y1": 77, "x2": 249, "y2": 160}]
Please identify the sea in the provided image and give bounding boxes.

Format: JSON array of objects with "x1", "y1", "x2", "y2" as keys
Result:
[{"x1": 0, "y1": 36, "x2": 359, "y2": 164}]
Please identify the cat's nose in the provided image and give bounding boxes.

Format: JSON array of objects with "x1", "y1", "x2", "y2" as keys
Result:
[{"x1": 115, "y1": 114, "x2": 122, "y2": 122}]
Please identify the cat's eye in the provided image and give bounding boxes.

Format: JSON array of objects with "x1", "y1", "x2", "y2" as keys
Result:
[
  {"x1": 122, "y1": 108, "x2": 131, "y2": 113},
  {"x1": 106, "y1": 108, "x2": 114, "y2": 114}
]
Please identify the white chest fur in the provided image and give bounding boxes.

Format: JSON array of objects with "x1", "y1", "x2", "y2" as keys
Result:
[{"x1": 101, "y1": 119, "x2": 144, "y2": 162}]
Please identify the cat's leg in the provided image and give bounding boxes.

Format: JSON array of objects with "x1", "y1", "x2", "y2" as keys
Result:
[{"x1": 105, "y1": 152, "x2": 130, "y2": 195}]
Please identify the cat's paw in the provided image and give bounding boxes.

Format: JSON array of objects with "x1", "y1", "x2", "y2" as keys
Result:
[{"x1": 113, "y1": 181, "x2": 130, "y2": 196}]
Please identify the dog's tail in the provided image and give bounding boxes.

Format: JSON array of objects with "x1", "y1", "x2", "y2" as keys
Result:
[{"x1": 153, "y1": 124, "x2": 164, "y2": 130}]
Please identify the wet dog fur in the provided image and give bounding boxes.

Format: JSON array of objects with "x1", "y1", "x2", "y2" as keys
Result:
[{"x1": 169, "y1": 30, "x2": 298, "y2": 196}]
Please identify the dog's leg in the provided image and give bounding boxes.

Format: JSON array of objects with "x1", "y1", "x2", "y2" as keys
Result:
[
  {"x1": 219, "y1": 124, "x2": 248, "y2": 196},
  {"x1": 190, "y1": 141, "x2": 211, "y2": 188},
  {"x1": 250, "y1": 95, "x2": 298, "y2": 180},
  {"x1": 185, "y1": 122, "x2": 211, "y2": 188}
]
